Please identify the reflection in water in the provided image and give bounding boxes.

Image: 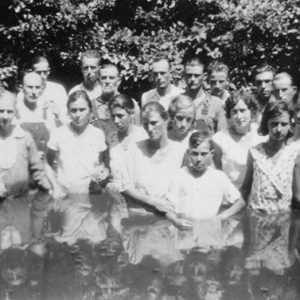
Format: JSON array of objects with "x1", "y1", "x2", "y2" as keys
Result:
[{"x1": 0, "y1": 193, "x2": 300, "y2": 299}]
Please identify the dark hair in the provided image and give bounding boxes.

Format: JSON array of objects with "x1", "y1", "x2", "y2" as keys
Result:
[
  {"x1": 109, "y1": 94, "x2": 134, "y2": 113},
  {"x1": 259, "y1": 100, "x2": 293, "y2": 138},
  {"x1": 184, "y1": 56, "x2": 205, "y2": 71},
  {"x1": 141, "y1": 102, "x2": 168, "y2": 121},
  {"x1": 254, "y1": 63, "x2": 275, "y2": 78},
  {"x1": 225, "y1": 90, "x2": 258, "y2": 119},
  {"x1": 67, "y1": 90, "x2": 92, "y2": 111},
  {"x1": 189, "y1": 131, "x2": 213, "y2": 150}
]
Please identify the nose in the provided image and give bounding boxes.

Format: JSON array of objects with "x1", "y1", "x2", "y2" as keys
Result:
[
  {"x1": 2, "y1": 111, "x2": 9, "y2": 119},
  {"x1": 180, "y1": 119, "x2": 187, "y2": 128},
  {"x1": 278, "y1": 90, "x2": 284, "y2": 99}
]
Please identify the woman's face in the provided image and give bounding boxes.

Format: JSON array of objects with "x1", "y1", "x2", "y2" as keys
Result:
[
  {"x1": 0, "y1": 96, "x2": 15, "y2": 134},
  {"x1": 68, "y1": 97, "x2": 91, "y2": 130},
  {"x1": 268, "y1": 111, "x2": 291, "y2": 142},
  {"x1": 172, "y1": 106, "x2": 194, "y2": 136},
  {"x1": 111, "y1": 107, "x2": 131, "y2": 133},
  {"x1": 142, "y1": 111, "x2": 167, "y2": 142},
  {"x1": 229, "y1": 100, "x2": 251, "y2": 134}
]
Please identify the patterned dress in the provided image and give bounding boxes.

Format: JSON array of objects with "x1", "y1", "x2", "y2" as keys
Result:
[{"x1": 248, "y1": 143, "x2": 298, "y2": 212}]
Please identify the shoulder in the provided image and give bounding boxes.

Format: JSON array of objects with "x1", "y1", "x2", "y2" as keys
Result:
[
  {"x1": 212, "y1": 129, "x2": 228, "y2": 143},
  {"x1": 141, "y1": 89, "x2": 157, "y2": 102},
  {"x1": 86, "y1": 124, "x2": 106, "y2": 139},
  {"x1": 47, "y1": 81, "x2": 66, "y2": 90},
  {"x1": 170, "y1": 84, "x2": 184, "y2": 95}
]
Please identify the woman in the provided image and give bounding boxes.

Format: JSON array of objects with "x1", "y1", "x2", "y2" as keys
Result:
[
  {"x1": 212, "y1": 91, "x2": 265, "y2": 189},
  {"x1": 118, "y1": 102, "x2": 186, "y2": 214},
  {"x1": 47, "y1": 90, "x2": 108, "y2": 195},
  {"x1": 0, "y1": 90, "x2": 51, "y2": 199}
]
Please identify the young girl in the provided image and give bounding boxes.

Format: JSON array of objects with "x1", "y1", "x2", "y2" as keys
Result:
[
  {"x1": 168, "y1": 95, "x2": 196, "y2": 148},
  {"x1": 47, "y1": 90, "x2": 108, "y2": 195},
  {"x1": 212, "y1": 91, "x2": 266, "y2": 189},
  {"x1": 167, "y1": 131, "x2": 245, "y2": 228},
  {"x1": 241, "y1": 100, "x2": 300, "y2": 212}
]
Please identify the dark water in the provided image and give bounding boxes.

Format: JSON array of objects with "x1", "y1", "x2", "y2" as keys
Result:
[{"x1": 0, "y1": 191, "x2": 300, "y2": 300}]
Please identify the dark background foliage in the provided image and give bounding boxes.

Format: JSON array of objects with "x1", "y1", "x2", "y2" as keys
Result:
[{"x1": 1, "y1": 0, "x2": 299, "y2": 100}]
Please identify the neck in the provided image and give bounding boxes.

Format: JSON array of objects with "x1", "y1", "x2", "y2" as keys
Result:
[
  {"x1": 168, "y1": 128, "x2": 189, "y2": 142},
  {"x1": 70, "y1": 122, "x2": 88, "y2": 135},
  {"x1": 294, "y1": 124, "x2": 300, "y2": 141},
  {"x1": 257, "y1": 95, "x2": 270, "y2": 108},
  {"x1": 0, "y1": 125, "x2": 15, "y2": 138},
  {"x1": 148, "y1": 134, "x2": 169, "y2": 150},
  {"x1": 186, "y1": 87, "x2": 202, "y2": 100},
  {"x1": 24, "y1": 99, "x2": 37, "y2": 111},
  {"x1": 83, "y1": 80, "x2": 99, "y2": 91},
  {"x1": 157, "y1": 84, "x2": 171, "y2": 97},
  {"x1": 100, "y1": 91, "x2": 117, "y2": 103},
  {"x1": 118, "y1": 126, "x2": 132, "y2": 142},
  {"x1": 189, "y1": 166, "x2": 208, "y2": 178},
  {"x1": 265, "y1": 137, "x2": 285, "y2": 155},
  {"x1": 228, "y1": 124, "x2": 250, "y2": 138}
]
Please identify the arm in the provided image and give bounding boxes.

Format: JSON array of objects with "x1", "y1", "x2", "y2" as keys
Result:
[
  {"x1": 212, "y1": 140, "x2": 222, "y2": 170},
  {"x1": 292, "y1": 152, "x2": 300, "y2": 209},
  {"x1": 122, "y1": 187, "x2": 175, "y2": 214},
  {"x1": 240, "y1": 151, "x2": 254, "y2": 203},
  {"x1": 217, "y1": 197, "x2": 245, "y2": 219}
]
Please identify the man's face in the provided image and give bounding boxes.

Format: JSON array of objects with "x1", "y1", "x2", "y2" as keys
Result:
[
  {"x1": 255, "y1": 71, "x2": 273, "y2": 100},
  {"x1": 152, "y1": 60, "x2": 171, "y2": 90},
  {"x1": 23, "y1": 74, "x2": 43, "y2": 105},
  {"x1": 273, "y1": 77, "x2": 296, "y2": 103},
  {"x1": 184, "y1": 65, "x2": 205, "y2": 92},
  {"x1": 0, "y1": 95, "x2": 15, "y2": 133},
  {"x1": 100, "y1": 66, "x2": 120, "y2": 95},
  {"x1": 188, "y1": 141, "x2": 213, "y2": 174},
  {"x1": 209, "y1": 71, "x2": 228, "y2": 98},
  {"x1": 81, "y1": 57, "x2": 100, "y2": 85},
  {"x1": 33, "y1": 61, "x2": 50, "y2": 85}
]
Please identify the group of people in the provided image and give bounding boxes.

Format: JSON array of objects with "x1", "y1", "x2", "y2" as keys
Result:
[{"x1": 1, "y1": 49, "x2": 300, "y2": 242}]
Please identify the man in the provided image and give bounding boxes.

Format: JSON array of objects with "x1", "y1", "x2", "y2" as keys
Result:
[
  {"x1": 17, "y1": 56, "x2": 68, "y2": 122},
  {"x1": 272, "y1": 72, "x2": 297, "y2": 104},
  {"x1": 17, "y1": 72, "x2": 62, "y2": 131},
  {"x1": 208, "y1": 62, "x2": 231, "y2": 105},
  {"x1": 254, "y1": 64, "x2": 275, "y2": 108},
  {"x1": 91, "y1": 63, "x2": 140, "y2": 146},
  {"x1": 183, "y1": 57, "x2": 224, "y2": 132},
  {"x1": 69, "y1": 50, "x2": 102, "y2": 101},
  {"x1": 141, "y1": 58, "x2": 183, "y2": 110}
]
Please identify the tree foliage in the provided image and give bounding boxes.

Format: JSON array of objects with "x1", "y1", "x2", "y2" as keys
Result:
[{"x1": 1, "y1": 0, "x2": 299, "y2": 97}]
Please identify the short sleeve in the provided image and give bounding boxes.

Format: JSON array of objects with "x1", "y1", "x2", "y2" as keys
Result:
[
  {"x1": 218, "y1": 171, "x2": 241, "y2": 205},
  {"x1": 94, "y1": 128, "x2": 107, "y2": 153},
  {"x1": 47, "y1": 128, "x2": 60, "y2": 152}
]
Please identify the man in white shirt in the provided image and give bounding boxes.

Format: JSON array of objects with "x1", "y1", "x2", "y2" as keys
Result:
[
  {"x1": 141, "y1": 58, "x2": 183, "y2": 110},
  {"x1": 69, "y1": 50, "x2": 102, "y2": 102},
  {"x1": 17, "y1": 56, "x2": 68, "y2": 123}
]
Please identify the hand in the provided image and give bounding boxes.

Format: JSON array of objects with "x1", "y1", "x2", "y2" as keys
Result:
[
  {"x1": 92, "y1": 165, "x2": 109, "y2": 182},
  {"x1": 168, "y1": 213, "x2": 193, "y2": 230}
]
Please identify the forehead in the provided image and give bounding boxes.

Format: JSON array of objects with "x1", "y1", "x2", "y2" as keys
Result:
[
  {"x1": 174, "y1": 106, "x2": 195, "y2": 117},
  {"x1": 33, "y1": 61, "x2": 49, "y2": 71},
  {"x1": 0, "y1": 96, "x2": 16, "y2": 110},
  {"x1": 232, "y1": 100, "x2": 249, "y2": 110},
  {"x1": 255, "y1": 71, "x2": 273, "y2": 81},
  {"x1": 142, "y1": 110, "x2": 163, "y2": 122},
  {"x1": 24, "y1": 74, "x2": 42, "y2": 86},
  {"x1": 69, "y1": 97, "x2": 89, "y2": 108},
  {"x1": 190, "y1": 141, "x2": 211, "y2": 152},
  {"x1": 185, "y1": 65, "x2": 204, "y2": 75},
  {"x1": 100, "y1": 67, "x2": 119, "y2": 77},
  {"x1": 152, "y1": 60, "x2": 170, "y2": 72},
  {"x1": 210, "y1": 71, "x2": 228, "y2": 80},
  {"x1": 81, "y1": 57, "x2": 100, "y2": 67},
  {"x1": 268, "y1": 111, "x2": 290, "y2": 123},
  {"x1": 111, "y1": 106, "x2": 128, "y2": 115},
  {"x1": 273, "y1": 77, "x2": 292, "y2": 89}
]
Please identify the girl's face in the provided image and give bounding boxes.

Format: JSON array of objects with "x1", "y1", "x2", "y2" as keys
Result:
[
  {"x1": 0, "y1": 97, "x2": 15, "y2": 134},
  {"x1": 68, "y1": 97, "x2": 91, "y2": 130},
  {"x1": 268, "y1": 111, "x2": 291, "y2": 142},
  {"x1": 172, "y1": 106, "x2": 194, "y2": 136},
  {"x1": 293, "y1": 96, "x2": 300, "y2": 125},
  {"x1": 111, "y1": 107, "x2": 131, "y2": 133},
  {"x1": 230, "y1": 100, "x2": 251, "y2": 134},
  {"x1": 142, "y1": 111, "x2": 167, "y2": 142}
]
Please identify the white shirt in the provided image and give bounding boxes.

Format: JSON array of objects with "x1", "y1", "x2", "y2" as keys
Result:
[
  {"x1": 47, "y1": 124, "x2": 107, "y2": 194},
  {"x1": 141, "y1": 84, "x2": 183, "y2": 110},
  {"x1": 168, "y1": 167, "x2": 240, "y2": 219},
  {"x1": 68, "y1": 82, "x2": 102, "y2": 102}
]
